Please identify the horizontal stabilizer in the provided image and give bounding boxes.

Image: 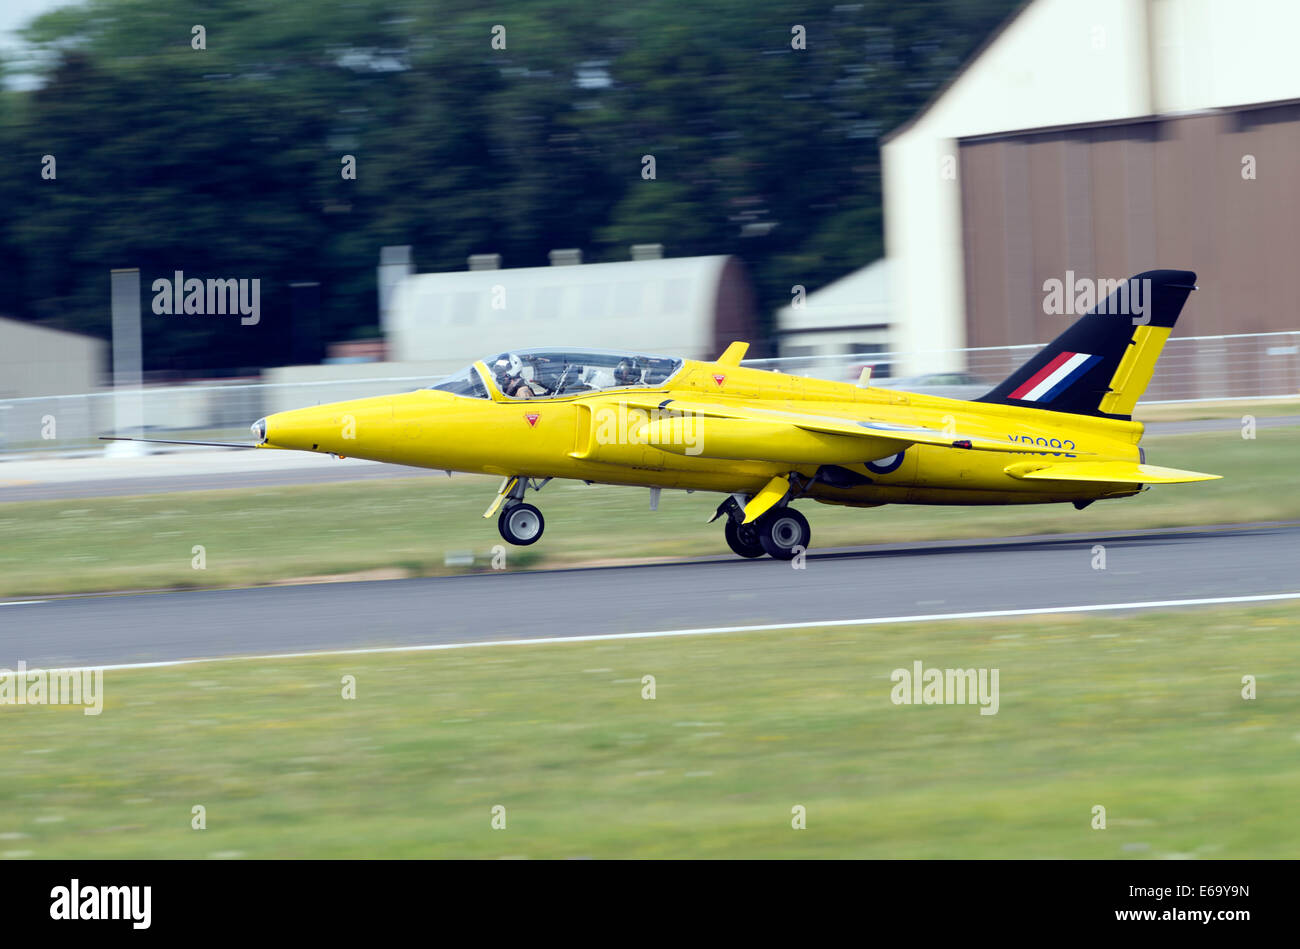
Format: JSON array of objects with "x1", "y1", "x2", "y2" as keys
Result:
[{"x1": 1004, "y1": 460, "x2": 1220, "y2": 484}]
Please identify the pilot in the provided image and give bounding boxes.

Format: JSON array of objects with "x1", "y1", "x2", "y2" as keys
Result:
[
  {"x1": 614, "y1": 359, "x2": 642, "y2": 386},
  {"x1": 492, "y1": 353, "x2": 535, "y2": 398}
]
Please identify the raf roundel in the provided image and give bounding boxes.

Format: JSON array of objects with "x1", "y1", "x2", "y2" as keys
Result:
[{"x1": 866, "y1": 451, "x2": 905, "y2": 474}]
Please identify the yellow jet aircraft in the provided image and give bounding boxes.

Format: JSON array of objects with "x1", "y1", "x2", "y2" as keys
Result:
[{"x1": 107, "y1": 269, "x2": 1219, "y2": 559}]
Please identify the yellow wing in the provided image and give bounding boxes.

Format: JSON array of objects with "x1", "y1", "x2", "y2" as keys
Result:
[{"x1": 635, "y1": 398, "x2": 1046, "y2": 459}]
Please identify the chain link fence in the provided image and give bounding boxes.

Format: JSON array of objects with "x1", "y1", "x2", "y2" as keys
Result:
[{"x1": 749, "y1": 331, "x2": 1300, "y2": 402}]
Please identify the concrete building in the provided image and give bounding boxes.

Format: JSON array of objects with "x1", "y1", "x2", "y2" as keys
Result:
[
  {"x1": 773, "y1": 258, "x2": 893, "y2": 373},
  {"x1": 0, "y1": 316, "x2": 104, "y2": 398},
  {"x1": 881, "y1": 0, "x2": 1300, "y2": 376}
]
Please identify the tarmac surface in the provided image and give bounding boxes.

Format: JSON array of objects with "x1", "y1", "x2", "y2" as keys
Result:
[{"x1": 2, "y1": 522, "x2": 1296, "y2": 669}]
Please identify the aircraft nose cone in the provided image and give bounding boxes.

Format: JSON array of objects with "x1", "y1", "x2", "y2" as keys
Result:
[{"x1": 261, "y1": 397, "x2": 395, "y2": 454}]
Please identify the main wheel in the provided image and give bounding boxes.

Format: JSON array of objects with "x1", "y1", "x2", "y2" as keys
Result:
[
  {"x1": 498, "y1": 502, "x2": 545, "y2": 545},
  {"x1": 758, "y1": 507, "x2": 810, "y2": 561},
  {"x1": 724, "y1": 518, "x2": 766, "y2": 558}
]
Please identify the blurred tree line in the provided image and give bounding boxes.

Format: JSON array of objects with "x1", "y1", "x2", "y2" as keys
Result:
[{"x1": 0, "y1": 0, "x2": 1018, "y2": 374}]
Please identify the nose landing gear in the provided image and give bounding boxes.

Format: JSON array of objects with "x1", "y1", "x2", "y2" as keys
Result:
[
  {"x1": 498, "y1": 502, "x2": 544, "y2": 545},
  {"x1": 485, "y1": 476, "x2": 551, "y2": 546}
]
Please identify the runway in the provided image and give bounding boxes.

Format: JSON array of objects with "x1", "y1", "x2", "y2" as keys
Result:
[{"x1": 2, "y1": 522, "x2": 1296, "y2": 669}]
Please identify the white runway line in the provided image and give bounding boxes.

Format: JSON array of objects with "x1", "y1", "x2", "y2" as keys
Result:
[
  {"x1": 0, "y1": 601, "x2": 46, "y2": 607},
  {"x1": 12, "y1": 590, "x2": 1300, "y2": 674}
]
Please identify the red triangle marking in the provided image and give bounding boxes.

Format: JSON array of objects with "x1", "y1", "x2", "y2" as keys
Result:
[
  {"x1": 713, "y1": 374, "x2": 726, "y2": 386},
  {"x1": 524, "y1": 413, "x2": 540, "y2": 427}
]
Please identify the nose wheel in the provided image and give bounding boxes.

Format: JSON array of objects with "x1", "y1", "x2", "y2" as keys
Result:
[
  {"x1": 498, "y1": 502, "x2": 545, "y2": 545},
  {"x1": 485, "y1": 476, "x2": 551, "y2": 546}
]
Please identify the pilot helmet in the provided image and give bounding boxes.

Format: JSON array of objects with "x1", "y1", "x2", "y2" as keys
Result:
[{"x1": 493, "y1": 353, "x2": 523, "y2": 377}]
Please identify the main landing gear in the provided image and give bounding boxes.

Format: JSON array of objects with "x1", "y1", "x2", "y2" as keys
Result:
[
  {"x1": 723, "y1": 518, "x2": 765, "y2": 558},
  {"x1": 486, "y1": 476, "x2": 551, "y2": 546},
  {"x1": 757, "y1": 507, "x2": 811, "y2": 560},
  {"x1": 715, "y1": 485, "x2": 812, "y2": 561}
]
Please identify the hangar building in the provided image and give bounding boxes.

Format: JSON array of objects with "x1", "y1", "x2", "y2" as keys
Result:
[{"x1": 879, "y1": 0, "x2": 1300, "y2": 389}]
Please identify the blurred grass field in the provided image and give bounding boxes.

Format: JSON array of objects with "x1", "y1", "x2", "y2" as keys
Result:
[
  {"x1": 0, "y1": 426, "x2": 1295, "y2": 597},
  {"x1": 0, "y1": 602, "x2": 1295, "y2": 859},
  {"x1": 1132, "y1": 397, "x2": 1299, "y2": 422}
]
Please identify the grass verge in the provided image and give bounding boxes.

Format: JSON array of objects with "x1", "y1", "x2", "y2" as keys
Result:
[{"x1": 1, "y1": 602, "x2": 1295, "y2": 858}]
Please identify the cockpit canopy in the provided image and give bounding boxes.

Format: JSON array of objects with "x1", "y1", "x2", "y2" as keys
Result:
[{"x1": 428, "y1": 348, "x2": 684, "y2": 400}]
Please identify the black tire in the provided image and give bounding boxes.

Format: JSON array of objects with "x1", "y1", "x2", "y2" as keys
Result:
[
  {"x1": 758, "y1": 507, "x2": 810, "y2": 561},
  {"x1": 498, "y1": 502, "x2": 545, "y2": 546},
  {"x1": 724, "y1": 518, "x2": 766, "y2": 558}
]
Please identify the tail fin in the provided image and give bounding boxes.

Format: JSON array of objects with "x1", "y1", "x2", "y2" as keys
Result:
[{"x1": 976, "y1": 270, "x2": 1196, "y2": 419}]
